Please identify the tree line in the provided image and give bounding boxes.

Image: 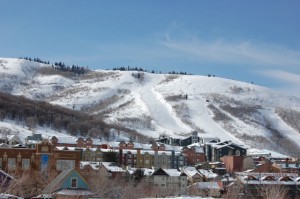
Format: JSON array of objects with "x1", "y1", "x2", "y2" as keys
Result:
[
  {"x1": 0, "y1": 92, "x2": 147, "y2": 141},
  {"x1": 111, "y1": 66, "x2": 191, "y2": 75},
  {"x1": 20, "y1": 57, "x2": 50, "y2": 64},
  {"x1": 20, "y1": 57, "x2": 87, "y2": 76}
]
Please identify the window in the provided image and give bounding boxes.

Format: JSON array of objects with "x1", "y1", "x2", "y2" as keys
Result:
[
  {"x1": 235, "y1": 150, "x2": 240, "y2": 156},
  {"x1": 8, "y1": 158, "x2": 16, "y2": 170},
  {"x1": 41, "y1": 146, "x2": 48, "y2": 152},
  {"x1": 22, "y1": 159, "x2": 30, "y2": 170},
  {"x1": 56, "y1": 160, "x2": 75, "y2": 171},
  {"x1": 71, "y1": 177, "x2": 77, "y2": 188}
]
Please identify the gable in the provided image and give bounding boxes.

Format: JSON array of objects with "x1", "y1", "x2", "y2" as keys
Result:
[
  {"x1": 152, "y1": 168, "x2": 169, "y2": 176},
  {"x1": 61, "y1": 170, "x2": 90, "y2": 190},
  {"x1": 43, "y1": 169, "x2": 90, "y2": 194}
]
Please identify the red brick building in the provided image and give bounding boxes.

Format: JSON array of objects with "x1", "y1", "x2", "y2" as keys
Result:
[
  {"x1": 221, "y1": 156, "x2": 244, "y2": 173},
  {"x1": 0, "y1": 139, "x2": 81, "y2": 173},
  {"x1": 182, "y1": 146, "x2": 205, "y2": 166}
]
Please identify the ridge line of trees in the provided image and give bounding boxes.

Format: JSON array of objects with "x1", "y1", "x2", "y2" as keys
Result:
[
  {"x1": 111, "y1": 66, "x2": 191, "y2": 75},
  {"x1": 19, "y1": 57, "x2": 87, "y2": 75}
]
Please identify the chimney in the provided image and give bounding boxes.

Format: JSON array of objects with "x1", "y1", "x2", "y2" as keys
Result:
[
  {"x1": 119, "y1": 149, "x2": 123, "y2": 167},
  {"x1": 171, "y1": 150, "x2": 175, "y2": 169}
]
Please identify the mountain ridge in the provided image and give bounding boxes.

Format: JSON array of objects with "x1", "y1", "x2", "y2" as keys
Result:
[{"x1": 1, "y1": 57, "x2": 300, "y2": 157}]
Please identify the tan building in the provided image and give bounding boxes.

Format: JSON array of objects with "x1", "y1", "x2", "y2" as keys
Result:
[{"x1": 148, "y1": 168, "x2": 188, "y2": 197}]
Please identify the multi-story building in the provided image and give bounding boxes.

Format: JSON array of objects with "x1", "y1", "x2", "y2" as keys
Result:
[
  {"x1": 182, "y1": 144, "x2": 205, "y2": 165},
  {"x1": 117, "y1": 142, "x2": 186, "y2": 169},
  {"x1": 0, "y1": 139, "x2": 81, "y2": 173},
  {"x1": 82, "y1": 148, "x2": 103, "y2": 162},
  {"x1": 148, "y1": 168, "x2": 188, "y2": 197},
  {"x1": 205, "y1": 140, "x2": 247, "y2": 162}
]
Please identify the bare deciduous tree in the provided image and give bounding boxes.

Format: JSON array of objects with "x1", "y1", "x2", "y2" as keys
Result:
[{"x1": 257, "y1": 184, "x2": 287, "y2": 199}]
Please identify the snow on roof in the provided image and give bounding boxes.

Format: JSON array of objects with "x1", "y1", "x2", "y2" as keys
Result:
[
  {"x1": 140, "y1": 143, "x2": 152, "y2": 150},
  {"x1": 7, "y1": 134, "x2": 21, "y2": 141},
  {"x1": 56, "y1": 137, "x2": 77, "y2": 144},
  {"x1": 247, "y1": 148, "x2": 289, "y2": 159},
  {"x1": 163, "y1": 169, "x2": 183, "y2": 177},
  {"x1": 101, "y1": 162, "x2": 124, "y2": 172},
  {"x1": 54, "y1": 188, "x2": 94, "y2": 196},
  {"x1": 195, "y1": 181, "x2": 221, "y2": 189},
  {"x1": 132, "y1": 142, "x2": 143, "y2": 149},
  {"x1": 215, "y1": 144, "x2": 234, "y2": 150},
  {"x1": 210, "y1": 141, "x2": 246, "y2": 150},
  {"x1": 80, "y1": 161, "x2": 100, "y2": 170},
  {"x1": 126, "y1": 168, "x2": 154, "y2": 176},
  {"x1": 182, "y1": 166, "x2": 202, "y2": 177},
  {"x1": 198, "y1": 169, "x2": 218, "y2": 179},
  {"x1": 237, "y1": 176, "x2": 298, "y2": 185},
  {"x1": 108, "y1": 142, "x2": 120, "y2": 148},
  {"x1": 235, "y1": 172, "x2": 299, "y2": 179},
  {"x1": 0, "y1": 143, "x2": 9, "y2": 148},
  {"x1": 55, "y1": 146, "x2": 78, "y2": 151},
  {"x1": 163, "y1": 144, "x2": 183, "y2": 151},
  {"x1": 187, "y1": 142, "x2": 201, "y2": 148},
  {"x1": 100, "y1": 148, "x2": 117, "y2": 152},
  {"x1": 123, "y1": 149, "x2": 137, "y2": 154},
  {"x1": 0, "y1": 193, "x2": 22, "y2": 199}
]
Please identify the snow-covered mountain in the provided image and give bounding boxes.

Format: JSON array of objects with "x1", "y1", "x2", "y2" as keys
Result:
[{"x1": 1, "y1": 57, "x2": 300, "y2": 156}]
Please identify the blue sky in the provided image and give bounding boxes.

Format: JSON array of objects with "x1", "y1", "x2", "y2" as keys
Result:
[{"x1": 1, "y1": 1, "x2": 300, "y2": 96}]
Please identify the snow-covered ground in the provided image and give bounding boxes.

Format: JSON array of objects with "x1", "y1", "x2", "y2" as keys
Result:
[
  {"x1": 0, "y1": 119, "x2": 78, "y2": 144},
  {"x1": 1, "y1": 57, "x2": 300, "y2": 154}
]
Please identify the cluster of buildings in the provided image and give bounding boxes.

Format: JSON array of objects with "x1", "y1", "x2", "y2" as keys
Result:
[{"x1": 0, "y1": 132, "x2": 299, "y2": 198}]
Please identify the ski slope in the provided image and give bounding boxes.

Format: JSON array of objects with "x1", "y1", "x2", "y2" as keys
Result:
[{"x1": 1, "y1": 57, "x2": 300, "y2": 154}]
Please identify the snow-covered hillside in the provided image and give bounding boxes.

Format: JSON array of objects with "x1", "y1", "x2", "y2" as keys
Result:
[{"x1": 1, "y1": 57, "x2": 300, "y2": 156}]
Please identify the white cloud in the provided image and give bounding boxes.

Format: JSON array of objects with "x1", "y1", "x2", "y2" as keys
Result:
[
  {"x1": 261, "y1": 69, "x2": 300, "y2": 97},
  {"x1": 161, "y1": 32, "x2": 300, "y2": 69},
  {"x1": 264, "y1": 70, "x2": 300, "y2": 84}
]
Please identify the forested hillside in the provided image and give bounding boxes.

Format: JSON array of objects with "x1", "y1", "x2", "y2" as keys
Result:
[{"x1": 0, "y1": 92, "x2": 147, "y2": 141}]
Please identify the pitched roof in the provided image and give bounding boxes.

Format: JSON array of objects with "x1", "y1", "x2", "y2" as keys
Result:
[
  {"x1": 195, "y1": 181, "x2": 221, "y2": 189},
  {"x1": 152, "y1": 168, "x2": 185, "y2": 177},
  {"x1": 101, "y1": 162, "x2": 124, "y2": 172},
  {"x1": 198, "y1": 169, "x2": 218, "y2": 179},
  {"x1": 42, "y1": 168, "x2": 74, "y2": 194},
  {"x1": 42, "y1": 168, "x2": 90, "y2": 194},
  {"x1": 182, "y1": 166, "x2": 203, "y2": 178}
]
